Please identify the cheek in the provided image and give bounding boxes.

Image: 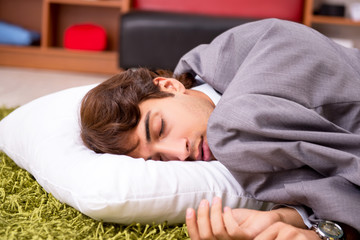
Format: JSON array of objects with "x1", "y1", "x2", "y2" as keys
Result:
[
  {"x1": 167, "y1": 112, "x2": 194, "y2": 134},
  {"x1": 166, "y1": 101, "x2": 210, "y2": 134},
  {"x1": 171, "y1": 112, "x2": 205, "y2": 135}
]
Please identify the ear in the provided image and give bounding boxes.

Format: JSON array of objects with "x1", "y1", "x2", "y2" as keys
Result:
[{"x1": 153, "y1": 77, "x2": 186, "y2": 93}]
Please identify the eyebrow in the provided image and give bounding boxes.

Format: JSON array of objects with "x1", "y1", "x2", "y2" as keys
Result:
[{"x1": 145, "y1": 111, "x2": 151, "y2": 143}]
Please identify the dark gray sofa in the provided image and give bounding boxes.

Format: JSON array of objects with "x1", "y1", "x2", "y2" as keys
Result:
[{"x1": 119, "y1": 11, "x2": 256, "y2": 70}]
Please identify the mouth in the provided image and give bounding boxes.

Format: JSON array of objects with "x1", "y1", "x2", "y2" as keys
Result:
[
  {"x1": 196, "y1": 136, "x2": 211, "y2": 161},
  {"x1": 196, "y1": 137, "x2": 203, "y2": 160}
]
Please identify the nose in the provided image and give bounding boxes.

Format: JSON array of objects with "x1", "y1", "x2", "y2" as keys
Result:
[{"x1": 154, "y1": 138, "x2": 190, "y2": 161}]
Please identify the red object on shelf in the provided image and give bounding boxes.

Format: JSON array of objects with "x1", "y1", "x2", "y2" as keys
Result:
[
  {"x1": 133, "y1": 0, "x2": 304, "y2": 22},
  {"x1": 64, "y1": 23, "x2": 107, "y2": 51}
]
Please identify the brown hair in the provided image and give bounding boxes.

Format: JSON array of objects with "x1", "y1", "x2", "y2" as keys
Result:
[{"x1": 80, "y1": 68, "x2": 195, "y2": 155}]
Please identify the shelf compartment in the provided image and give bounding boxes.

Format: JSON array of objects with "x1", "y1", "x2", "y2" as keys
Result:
[
  {"x1": 0, "y1": 0, "x2": 43, "y2": 33},
  {"x1": 42, "y1": 2, "x2": 122, "y2": 50}
]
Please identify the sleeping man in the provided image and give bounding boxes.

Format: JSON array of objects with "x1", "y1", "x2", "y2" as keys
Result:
[{"x1": 80, "y1": 19, "x2": 360, "y2": 239}]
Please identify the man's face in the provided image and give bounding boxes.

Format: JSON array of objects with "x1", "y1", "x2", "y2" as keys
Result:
[{"x1": 128, "y1": 77, "x2": 215, "y2": 161}]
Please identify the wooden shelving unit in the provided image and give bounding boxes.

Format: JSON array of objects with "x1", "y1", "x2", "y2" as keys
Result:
[
  {"x1": 0, "y1": 0, "x2": 130, "y2": 74},
  {"x1": 303, "y1": 0, "x2": 360, "y2": 48}
]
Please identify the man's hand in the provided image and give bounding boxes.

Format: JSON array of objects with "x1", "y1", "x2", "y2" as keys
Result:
[{"x1": 185, "y1": 197, "x2": 320, "y2": 240}]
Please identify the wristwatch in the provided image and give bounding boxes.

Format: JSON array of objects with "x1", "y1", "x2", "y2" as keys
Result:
[{"x1": 311, "y1": 220, "x2": 344, "y2": 240}]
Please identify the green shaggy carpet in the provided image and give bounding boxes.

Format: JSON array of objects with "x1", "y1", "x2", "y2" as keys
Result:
[{"x1": 0, "y1": 107, "x2": 189, "y2": 239}]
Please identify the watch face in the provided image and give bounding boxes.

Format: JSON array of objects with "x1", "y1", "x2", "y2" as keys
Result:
[{"x1": 318, "y1": 221, "x2": 344, "y2": 238}]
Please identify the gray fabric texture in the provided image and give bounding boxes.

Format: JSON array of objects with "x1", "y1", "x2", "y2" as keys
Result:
[{"x1": 175, "y1": 19, "x2": 360, "y2": 231}]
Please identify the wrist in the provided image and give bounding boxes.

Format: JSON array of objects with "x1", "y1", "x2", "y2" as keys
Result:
[{"x1": 272, "y1": 207, "x2": 307, "y2": 229}]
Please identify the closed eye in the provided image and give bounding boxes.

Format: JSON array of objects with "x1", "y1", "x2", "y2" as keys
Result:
[{"x1": 159, "y1": 118, "x2": 165, "y2": 137}]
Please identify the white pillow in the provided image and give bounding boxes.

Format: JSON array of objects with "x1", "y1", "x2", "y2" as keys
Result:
[{"x1": 0, "y1": 84, "x2": 274, "y2": 224}]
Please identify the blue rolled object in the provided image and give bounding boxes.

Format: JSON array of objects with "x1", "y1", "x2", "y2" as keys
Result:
[{"x1": 0, "y1": 21, "x2": 40, "y2": 46}]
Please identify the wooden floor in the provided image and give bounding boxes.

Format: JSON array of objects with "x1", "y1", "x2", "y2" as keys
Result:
[{"x1": 0, "y1": 66, "x2": 112, "y2": 108}]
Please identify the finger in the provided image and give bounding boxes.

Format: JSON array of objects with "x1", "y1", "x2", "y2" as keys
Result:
[
  {"x1": 253, "y1": 222, "x2": 279, "y2": 240},
  {"x1": 254, "y1": 222, "x2": 312, "y2": 240},
  {"x1": 210, "y1": 197, "x2": 231, "y2": 240},
  {"x1": 223, "y1": 207, "x2": 249, "y2": 239},
  {"x1": 197, "y1": 199, "x2": 214, "y2": 240},
  {"x1": 186, "y1": 208, "x2": 200, "y2": 240}
]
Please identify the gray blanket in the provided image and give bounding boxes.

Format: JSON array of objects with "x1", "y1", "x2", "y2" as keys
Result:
[{"x1": 175, "y1": 19, "x2": 360, "y2": 231}]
